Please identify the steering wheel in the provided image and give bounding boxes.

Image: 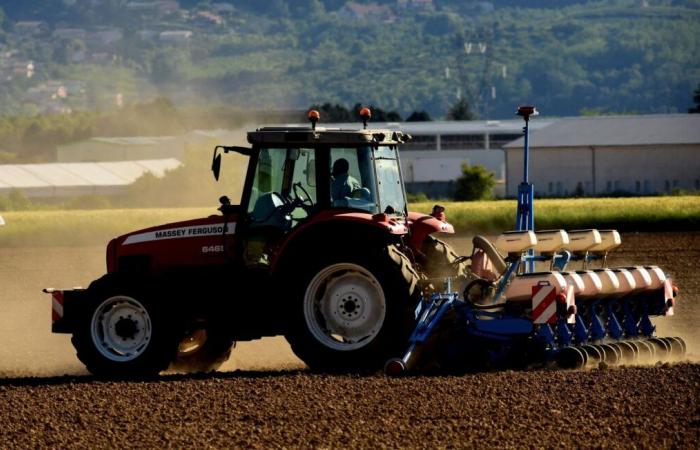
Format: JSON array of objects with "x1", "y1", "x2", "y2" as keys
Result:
[
  {"x1": 292, "y1": 182, "x2": 314, "y2": 208},
  {"x1": 250, "y1": 191, "x2": 291, "y2": 224}
]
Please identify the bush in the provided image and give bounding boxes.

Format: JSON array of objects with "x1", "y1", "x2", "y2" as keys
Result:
[
  {"x1": 407, "y1": 191, "x2": 429, "y2": 202},
  {"x1": 0, "y1": 189, "x2": 33, "y2": 211},
  {"x1": 454, "y1": 164, "x2": 495, "y2": 201},
  {"x1": 406, "y1": 111, "x2": 432, "y2": 122},
  {"x1": 447, "y1": 98, "x2": 475, "y2": 121},
  {"x1": 65, "y1": 195, "x2": 112, "y2": 210}
]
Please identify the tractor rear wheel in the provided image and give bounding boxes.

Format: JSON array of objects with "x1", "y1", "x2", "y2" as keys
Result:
[
  {"x1": 284, "y1": 244, "x2": 420, "y2": 370},
  {"x1": 71, "y1": 276, "x2": 179, "y2": 377}
]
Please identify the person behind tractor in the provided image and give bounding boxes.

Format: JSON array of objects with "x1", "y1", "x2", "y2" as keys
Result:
[{"x1": 331, "y1": 158, "x2": 361, "y2": 205}]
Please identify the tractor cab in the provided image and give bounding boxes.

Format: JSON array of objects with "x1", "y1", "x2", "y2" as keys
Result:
[{"x1": 213, "y1": 111, "x2": 411, "y2": 264}]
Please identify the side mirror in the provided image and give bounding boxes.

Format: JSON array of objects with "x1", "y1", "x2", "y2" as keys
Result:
[
  {"x1": 212, "y1": 145, "x2": 254, "y2": 181},
  {"x1": 212, "y1": 151, "x2": 222, "y2": 181},
  {"x1": 306, "y1": 158, "x2": 316, "y2": 187}
]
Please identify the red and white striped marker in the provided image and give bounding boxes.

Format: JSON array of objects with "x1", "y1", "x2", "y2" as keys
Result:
[
  {"x1": 532, "y1": 283, "x2": 557, "y2": 324},
  {"x1": 663, "y1": 279, "x2": 674, "y2": 316},
  {"x1": 51, "y1": 291, "x2": 64, "y2": 323}
]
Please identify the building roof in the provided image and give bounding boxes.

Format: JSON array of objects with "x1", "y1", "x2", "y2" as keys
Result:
[
  {"x1": 0, "y1": 159, "x2": 181, "y2": 198},
  {"x1": 88, "y1": 136, "x2": 178, "y2": 146},
  {"x1": 503, "y1": 114, "x2": 700, "y2": 149},
  {"x1": 278, "y1": 119, "x2": 554, "y2": 136}
]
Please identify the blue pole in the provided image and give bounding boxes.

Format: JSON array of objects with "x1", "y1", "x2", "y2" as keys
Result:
[
  {"x1": 516, "y1": 106, "x2": 538, "y2": 273},
  {"x1": 523, "y1": 118, "x2": 529, "y2": 183}
]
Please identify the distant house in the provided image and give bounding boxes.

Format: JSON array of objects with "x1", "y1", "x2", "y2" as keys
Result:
[
  {"x1": 126, "y1": 1, "x2": 158, "y2": 12},
  {"x1": 136, "y1": 30, "x2": 159, "y2": 40},
  {"x1": 211, "y1": 2, "x2": 235, "y2": 14},
  {"x1": 194, "y1": 10, "x2": 224, "y2": 26},
  {"x1": 53, "y1": 28, "x2": 87, "y2": 40},
  {"x1": 126, "y1": 1, "x2": 180, "y2": 15},
  {"x1": 24, "y1": 78, "x2": 84, "y2": 112},
  {"x1": 503, "y1": 114, "x2": 700, "y2": 197},
  {"x1": 88, "y1": 52, "x2": 116, "y2": 64},
  {"x1": 11, "y1": 60, "x2": 34, "y2": 78},
  {"x1": 90, "y1": 28, "x2": 123, "y2": 46},
  {"x1": 337, "y1": 2, "x2": 395, "y2": 22},
  {"x1": 14, "y1": 21, "x2": 47, "y2": 35},
  {"x1": 159, "y1": 30, "x2": 193, "y2": 44},
  {"x1": 156, "y1": 0, "x2": 180, "y2": 14},
  {"x1": 25, "y1": 80, "x2": 85, "y2": 106},
  {"x1": 397, "y1": 0, "x2": 435, "y2": 11}
]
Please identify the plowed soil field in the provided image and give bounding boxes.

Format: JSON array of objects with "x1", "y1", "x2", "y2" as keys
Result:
[{"x1": 0, "y1": 232, "x2": 698, "y2": 449}]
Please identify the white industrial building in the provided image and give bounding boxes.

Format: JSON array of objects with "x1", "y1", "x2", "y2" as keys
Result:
[
  {"x1": 57, "y1": 136, "x2": 185, "y2": 162},
  {"x1": 391, "y1": 119, "x2": 552, "y2": 197},
  {"x1": 503, "y1": 114, "x2": 700, "y2": 197},
  {"x1": 7, "y1": 114, "x2": 697, "y2": 202},
  {"x1": 0, "y1": 159, "x2": 181, "y2": 199},
  {"x1": 56, "y1": 130, "x2": 246, "y2": 163},
  {"x1": 283, "y1": 119, "x2": 552, "y2": 198}
]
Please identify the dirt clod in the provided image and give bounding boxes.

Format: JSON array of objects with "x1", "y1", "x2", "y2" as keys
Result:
[{"x1": 0, "y1": 364, "x2": 698, "y2": 449}]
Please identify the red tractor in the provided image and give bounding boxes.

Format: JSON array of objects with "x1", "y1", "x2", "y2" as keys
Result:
[{"x1": 47, "y1": 110, "x2": 462, "y2": 376}]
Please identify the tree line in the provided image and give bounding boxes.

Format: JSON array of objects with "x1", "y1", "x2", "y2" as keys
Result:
[{"x1": 0, "y1": 1, "x2": 697, "y2": 120}]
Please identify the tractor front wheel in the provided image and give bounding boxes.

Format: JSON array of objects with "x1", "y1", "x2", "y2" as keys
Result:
[
  {"x1": 71, "y1": 276, "x2": 179, "y2": 377},
  {"x1": 284, "y1": 244, "x2": 420, "y2": 370}
]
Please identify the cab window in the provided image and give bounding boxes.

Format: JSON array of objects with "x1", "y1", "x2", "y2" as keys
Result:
[
  {"x1": 329, "y1": 147, "x2": 378, "y2": 213},
  {"x1": 248, "y1": 148, "x2": 316, "y2": 228}
]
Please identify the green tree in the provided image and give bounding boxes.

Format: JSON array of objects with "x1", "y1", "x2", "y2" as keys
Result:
[
  {"x1": 447, "y1": 98, "x2": 475, "y2": 121},
  {"x1": 308, "y1": 103, "x2": 353, "y2": 122},
  {"x1": 351, "y1": 103, "x2": 402, "y2": 122},
  {"x1": 150, "y1": 49, "x2": 190, "y2": 84},
  {"x1": 406, "y1": 111, "x2": 432, "y2": 121},
  {"x1": 454, "y1": 164, "x2": 495, "y2": 201},
  {"x1": 7, "y1": 189, "x2": 32, "y2": 211}
]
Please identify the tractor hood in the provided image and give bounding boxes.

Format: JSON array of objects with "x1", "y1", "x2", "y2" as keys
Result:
[{"x1": 107, "y1": 214, "x2": 238, "y2": 274}]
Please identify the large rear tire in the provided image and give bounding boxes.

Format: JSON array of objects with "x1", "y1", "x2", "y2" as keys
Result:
[
  {"x1": 71, "y1": 276, "x2": 179, "y2": 377},
  {"x1": 284, "y1": 244, "x2": 420, "y2": 370}
]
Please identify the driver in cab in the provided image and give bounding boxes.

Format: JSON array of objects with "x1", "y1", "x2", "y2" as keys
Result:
[{"x1": 331, "y1": 158, "x2": 361, "y2": 206}]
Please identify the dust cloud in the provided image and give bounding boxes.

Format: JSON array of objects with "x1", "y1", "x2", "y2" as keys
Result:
[
  {"x1": 0, "y1": 232, "x2": 696, "y2": 378},
  {"x1": 443, "y1": 233, "x2": 700, "y2": 364},
  {"x1": 0, "y1": 246, "x2": 302, "y2": 378}
]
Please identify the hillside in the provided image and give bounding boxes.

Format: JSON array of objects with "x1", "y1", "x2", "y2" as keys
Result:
[{"x1": 0, "y1": 0, "x2": 697, "y2": 119}]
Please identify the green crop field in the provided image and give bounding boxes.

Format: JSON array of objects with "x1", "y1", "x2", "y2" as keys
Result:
[
  {"x1": 412, "y1": 196, "x2": 700, "y2": 235},
  {"x1": 0, "y1": 197, "x2": 698, "y2": 247},
  {"x1": 0, "y1": 208, "x2": 212, "y2": 248}
]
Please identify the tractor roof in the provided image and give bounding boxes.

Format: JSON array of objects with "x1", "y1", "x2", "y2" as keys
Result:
[{"x1": 247, "y1": 127, "x2": 410, "y2": 147}]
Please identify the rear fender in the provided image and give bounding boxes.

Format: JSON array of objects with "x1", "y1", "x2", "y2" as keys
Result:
[
  {"x1": 407, "y1": 211, "x2": 455, "y2": 251},
  {"x1": 270, "y1": 211, "x2": 407, "y2": 275}
]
